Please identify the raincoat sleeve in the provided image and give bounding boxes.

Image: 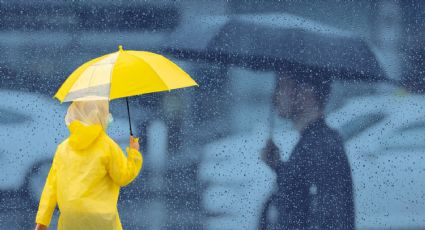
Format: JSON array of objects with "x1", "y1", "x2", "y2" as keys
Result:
[
  {"x1": 35, "y1": 148, "x2": 59, "y2": 227},
  {"x1": 107, "y1": 140, "x2": 143, "y2": 186}
]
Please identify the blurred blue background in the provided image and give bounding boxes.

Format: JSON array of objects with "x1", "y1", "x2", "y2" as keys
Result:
[{"x1": 1, "y1": 1, "x2": 425, "y2": 229}]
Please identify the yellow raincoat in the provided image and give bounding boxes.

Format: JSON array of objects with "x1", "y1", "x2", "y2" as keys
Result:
[{"x1": 35, "y1": 101, "x2": 143, "y2": 230}]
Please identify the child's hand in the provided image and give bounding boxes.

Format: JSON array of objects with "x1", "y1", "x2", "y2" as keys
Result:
[
  {"x1": 35, "y1": 224, "x2": 47, "y2": 230},
  {"x1": 130, "y1": 136, "x2": 140, "y2": 151}
]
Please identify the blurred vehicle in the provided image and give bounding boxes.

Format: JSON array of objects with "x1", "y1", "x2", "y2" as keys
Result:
[
  {"x1": 0, "y1": 89, "x2": 66, "y2": 204},
  {"x1": 0, "y1": 89, "x2": 135, "y2": 205},
  {"x1": 200, "y1": 93, "x2": 425, "y2": 230},
  {"x1": 327, "y1": 94, "x2": 425, "y2": 229}
]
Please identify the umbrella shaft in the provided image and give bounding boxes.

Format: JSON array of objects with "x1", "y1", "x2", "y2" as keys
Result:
[
  {"x1": 126, "y1": 97, "x2": 133, "y2": 136},
  {"x1": 268, "y1": 104, "x2": 274, "y2": 139}
]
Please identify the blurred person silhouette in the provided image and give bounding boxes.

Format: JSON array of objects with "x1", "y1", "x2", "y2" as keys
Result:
[
  {"x1": 260, "y1": 68, "x2": 354, "y2": 229},
  {"x1": 35, "y1": 100, "x2": 143, "y2": 230}
]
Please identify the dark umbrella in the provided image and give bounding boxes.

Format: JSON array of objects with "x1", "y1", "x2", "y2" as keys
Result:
[{"x1": 163, "y1": 14, "x2": 385, "y2": 81}]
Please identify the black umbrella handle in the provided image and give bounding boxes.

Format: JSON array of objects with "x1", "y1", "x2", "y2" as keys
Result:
[
  {"x1": 126, "y1": 97, "x2": 133, "y2": 136},
  {"x1": 268, "y1": 99, "x2": 275, "y2": 139}
]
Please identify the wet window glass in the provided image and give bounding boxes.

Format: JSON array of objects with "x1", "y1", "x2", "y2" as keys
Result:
[{"x1": 1, "y1": 1, "x2": 425, "y2": 229}]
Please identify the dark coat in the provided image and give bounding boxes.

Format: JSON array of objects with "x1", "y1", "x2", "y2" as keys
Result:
[{"x1": 274, "y1": 118, "x2": 355, "y2": 229}]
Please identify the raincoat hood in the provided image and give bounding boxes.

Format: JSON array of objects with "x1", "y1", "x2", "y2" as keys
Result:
[
  {"x1": 65, "y1": 100, "x2": 109, "y2": 130},
  {"x1": 68, "y1": 121, "x2": 103, "y2": 150},
  {"x1": 64, "y1": 100, "x2": 109, "y2": 150}
]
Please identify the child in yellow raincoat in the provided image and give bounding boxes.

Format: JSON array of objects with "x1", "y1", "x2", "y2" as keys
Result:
[{"x1": 34, "y1": 100, "x2": 143, "y2": 230}]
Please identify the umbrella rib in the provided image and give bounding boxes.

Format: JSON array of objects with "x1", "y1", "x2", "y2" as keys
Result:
[{"x1": 125, "y1": 52, "x2": 171, "y2": 90}]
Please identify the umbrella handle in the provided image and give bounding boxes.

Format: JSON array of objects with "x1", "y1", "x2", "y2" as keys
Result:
[
  {"x1": 268, "y1": 103, "x2": 274, "y2": 139},
  {"x1": 126, "y1": 97, "x2": 133, "y2": 136}
]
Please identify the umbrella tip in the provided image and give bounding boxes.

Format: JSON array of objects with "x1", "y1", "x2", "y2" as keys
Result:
[{"x1": 119, "y1": 45, "x2": 123, "y2": 51}]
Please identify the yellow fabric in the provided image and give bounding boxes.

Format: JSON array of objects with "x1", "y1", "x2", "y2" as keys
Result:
[
  {"x1": 109, "y1": 50, "x2": 197, "y2": 100},
  {"x1": 54, "y1": 46, "x2": 198, "y2": 103},
  {"x1": 35, "y1": 120, "x2": 143, "y2": 229}
]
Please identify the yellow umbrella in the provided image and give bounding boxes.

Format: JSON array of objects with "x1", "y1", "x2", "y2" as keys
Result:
[{"x1": 54, "y1": 45, "x2": 198, "y2": 135}]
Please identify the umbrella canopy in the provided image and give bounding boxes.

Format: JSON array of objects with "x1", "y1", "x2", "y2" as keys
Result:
[
  {"x1": 164, "y1": 14, "x2": 385, "y2": 81},
  {"x1": 54, "y1": 45, "x2": 198, "y2": 135},
  {"x1": 55, "y1": 45, "x2": 198, "y2": 102}
]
